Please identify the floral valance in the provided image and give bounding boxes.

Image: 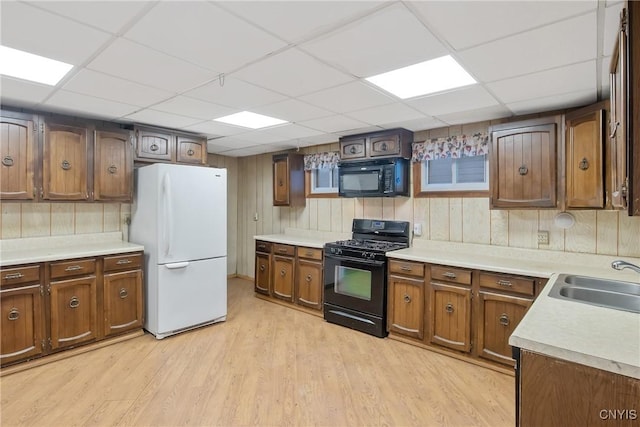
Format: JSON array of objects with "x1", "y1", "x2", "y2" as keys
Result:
[
  {"x1": 411, "y1": 133, "x2": 490, "y2": 162},
  {"x1": 304, "y1": 151, "x2": 340, "y2": 170}
]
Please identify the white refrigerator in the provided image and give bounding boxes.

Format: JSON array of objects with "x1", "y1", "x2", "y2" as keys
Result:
[{"x1": 130, "y1": 163, "x2": 227, "y2": 339}]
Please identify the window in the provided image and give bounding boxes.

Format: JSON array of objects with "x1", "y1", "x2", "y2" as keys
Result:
[
  {"x1": 304, "y1": 151, "x2": 340, "y2": 198},
  {"x1": 310, "y1": 167, "x2": 339, "y2": 194},
  {"x1": 414, "y1": 155, "x2": 489, "y2": 196}
]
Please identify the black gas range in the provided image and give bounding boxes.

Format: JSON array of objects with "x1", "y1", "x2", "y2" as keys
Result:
[{"x1": 323, "y1": 219, "x2": 411, "y2": 337}]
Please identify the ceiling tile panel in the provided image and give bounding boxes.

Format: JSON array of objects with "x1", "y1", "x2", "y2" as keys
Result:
[
  {"x1": 0, "y1": 76, "x2": 56, "y2": 107},
  {"x1": 457, "y1": 12, "x2": 597, "y2": 82},
  {"x1": 407, "y1": 85, "x2": 499, "y2": 117},
  {"x1": 184, "y1": 78, "x2": 287, "y2": 110},
  {"x1": 410, "y1": 1, "x2": 597, "y2": 50},
  {"x1": 436, "y1": 105, "x2": 513, "y2": 125},
  {"x1": 378, "y1": 117, "x2": 447, "y2": 132},
  {"x1": 219, "y1": 1, "x2": 384, "y2": 43},
  {"x1": 487, "y1": 61, "x2": 596, "y2": 104},
  {"x1": 345, "y1": 103, "x2": 425, "y2": 126},
  {"x1": 298, "y1": 115, "x2": 371, "y2": 134},
  {"x1": 151, "y1": 96, "x2": 235, "y2": 120},
  {"x1": 506, "y1": 89, "x2": 596, "y2": 115},
  {"x1": 123, "y1": 109, "x2": 203, "y2": 129},
  {"x1": 181, "y1": 120, "x2": 250, "y2": 138},
  {"x1": 86, "y1": 38, "x2": 216, "y2": 93},
  {"x1": 299, "y1": 81, "x2": 396, "y2": 114},
  {"x1": 301, "y1": 2, "x2": 448, "y2": 77},
  {"x1": 232, "y1": 48, "x2": 354, "y2": 97},
  {"x1": 43, "y1": 90, "x2": 139, "y2": 119},
  {"x1": 62, "y1": 69, "x2": 174, "y2": 107},
  {"x1": 251, "y1": 99, "x2": 333, "y2": 123},
  {"x1": 124, "y1": 2, "x2": 286, "y2": 73},
  {"x1": 1, "y1": 2, "x2": 112, "y2": 65},
  {"x1": 25, "y1": 1, "x2": 153, "y2": 34},
  {"x1": 257, "y1": 124, "x2": 324, "y2": 140}
]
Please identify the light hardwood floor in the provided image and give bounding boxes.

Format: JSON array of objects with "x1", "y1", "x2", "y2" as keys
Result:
[{"x1": 1, "y1": 278, "x2": 515, "y2": 426}]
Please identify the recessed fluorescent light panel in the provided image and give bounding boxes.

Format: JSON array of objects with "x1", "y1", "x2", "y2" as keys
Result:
[
  {"x1": 214, "y1": 111, "x2": 287, "y2": 129},
  {"x1": 0, "y1": 45, "x2": 73, "y2": 86},
  {"x1": 366, "y1": 55, "x2": 476, "y2": 99}
]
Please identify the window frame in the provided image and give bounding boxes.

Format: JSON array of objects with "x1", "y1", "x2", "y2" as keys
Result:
[
  {"x1": 412, "y1": 156, "x2": 490, "y2": 198},
  {"x1": 305, "y1": 168, "x2": 340, "y2": 198}
]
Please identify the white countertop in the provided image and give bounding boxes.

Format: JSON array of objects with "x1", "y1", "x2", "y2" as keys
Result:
[
  {"x1": 1, "y1": 232, "x2": 144, "y2": 266},
  {"x1": 254, "y1": 228, "x2": 349, "y2": 249}
]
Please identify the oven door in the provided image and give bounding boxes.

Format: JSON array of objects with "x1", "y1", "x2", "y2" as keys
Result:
[{"x1": 323, "y1": 253, "x2": 386, "y2": 316}]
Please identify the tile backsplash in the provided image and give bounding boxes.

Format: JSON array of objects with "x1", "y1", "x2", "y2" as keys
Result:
[{"x1": 1, "y1": 203, "x2": 130, "y2": 240}]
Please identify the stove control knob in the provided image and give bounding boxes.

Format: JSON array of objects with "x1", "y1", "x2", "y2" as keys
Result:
[{"x1": 336, "y1": 248, "x2": 342, "y2": 255}]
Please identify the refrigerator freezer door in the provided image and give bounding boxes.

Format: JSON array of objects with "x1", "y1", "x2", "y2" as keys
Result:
[
  {"x1": 150, "y1": 257, "x2": 227, "y2": 338},
  {"x1": 157, "y1": 165, "x2": 227, "y2": 264}
]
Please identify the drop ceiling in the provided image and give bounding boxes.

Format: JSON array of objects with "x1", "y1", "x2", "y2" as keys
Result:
[{"x1": 0, "y1": 0, "x2": 624, "y2": 157}]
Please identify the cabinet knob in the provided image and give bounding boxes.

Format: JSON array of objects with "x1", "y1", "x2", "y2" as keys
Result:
[
  {"x1": 403, "y1": 294, "x2": 411, "y2": 303},
  {"x1": 579, "y1": 158, "x2": 589, "y2": 171},
  {"x1": 305, "y1": 274, "x2": 312, "y2": 282},
  {"x1": 518, "y1": 165, "x2": 528, "y2": 176},
  {"x1": 259, "y1": 265, "x2": 266, "y2": 272},
  {"x1": 349, "y1": 146, "x2": 357, "y2": 154},
  {"x1": 119, "y1": 288, "x2": 128, "y2": 299},
  {"x1": 278, "y1": 180, "x2": 283, "y2": 187},
  {"x1": 61, "y1": 160, "x2": 71, "y2": 170},
  {"x1": 381, "y1": 142, "x2": 388, "y2": 151},
  {"x1": 2, "y1": 156, "x2": 14, "y2": 167},
  {"x1": 499, "y1": 313, "x2": 510, "y2": 326},
  {"x1": 69, "y1": 296, "x2": 80, "y2": 309},
  {"x1": 150, "y1": 143, "x2": 159, "y2": 152},
  {"x1": 108, "y1": 165, "x2": 118, "y2": 174},
  {"x1": 7, "y1": 308, "x2": 20, "y2": 321},
  {"x1": 445, "y1": 303, "x2": 454, "y2": 313},
  {"x1": 280, "y1": 269, "x2": 286, "y2": 277},
  {"x1": 187, "y1": 149, "x2": 195, "y2": 156}
]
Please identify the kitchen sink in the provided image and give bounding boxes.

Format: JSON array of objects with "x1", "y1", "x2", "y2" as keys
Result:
[{"x1": 548, "y1": 274, "x2": 640, "y2": 314}]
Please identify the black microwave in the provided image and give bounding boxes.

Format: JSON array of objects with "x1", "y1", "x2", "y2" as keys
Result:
[{"x1": 338, "y1": 158, "x2": 409, "y2": 197}]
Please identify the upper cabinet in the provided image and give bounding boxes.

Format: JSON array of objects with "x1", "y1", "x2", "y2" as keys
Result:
[
  {"x1": 490, "y1": 117, "x2": 559, "y2": 209},
  {"x1": 339, "y1": 128, "x2": 413, "y2": 161},
  {"x1": 0, "y1": 114, "x2": 36, "y2": 200},
  {"x1": 94, "y1": 129, "x2": 133, "y2": 202},
  {"x1": 42, "y1": 122, "x2": 90, "y2": 201},
  {"x1": 273, "y1": 153, "x2": 305, "y2": 207},
  {"x1": 134, "y1": 126, "x2": 207, "y2": 165},
  {"x1": 565, "y1": 102, "x2": 606, "y2": 209}
]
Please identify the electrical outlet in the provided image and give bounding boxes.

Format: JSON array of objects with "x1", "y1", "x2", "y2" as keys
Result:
[
  {"x1": 253, "y1": 212, "x2": 259, "y2": 221},
  {"x1": 413, "y1": 223, "x2": 423, "y2": 236},
  {"x1": 537, "y1": 231, "x2": 549, "y2": 245}
]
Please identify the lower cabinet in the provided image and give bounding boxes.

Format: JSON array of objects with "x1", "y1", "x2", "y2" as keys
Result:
[
  {"x1": 0, "y1": 251, "x2": 144, "y2": 369},
  {"x1": 255, "y1": 241, "x2": 272, "y2": 295},
  {"x1": 387, "y1": 260, "x2": 425, "y2": 340},
  {"x1": 273, "y1": 244, "x2": 295, "y2": 302},
  {"x1": 428, "y1": 282, "x2": 472, "y2": 352},
  {"x1": 295, "y1": 247, "x2": 323, "y2": 309}
]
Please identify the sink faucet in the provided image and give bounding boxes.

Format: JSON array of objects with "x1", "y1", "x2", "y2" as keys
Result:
[{"x1": 611, "y1": 260, "x2": 640, "y2": 274}]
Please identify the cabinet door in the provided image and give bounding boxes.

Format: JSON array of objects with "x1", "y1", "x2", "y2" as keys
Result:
[
  {"x1": 296, "y1": 259, "x2": 322, "y2": 309},
  {"x1": 176, "y1": 136, "x2": 206, "y2": 164},
  {"x1": 0, "y1": 284, "x2": 43, "y2": 366},
  {"x1": 339, "y1": 137, "x2": 366, "y2": 160},
  {"x1": 255, "y1": 252, "x2": 271, "y2": 295},
  {"x1": 135, "y1": 129, "x2": 174, "y2": 162},
  {"x1": 272, "y1": 256, "x2": 294, "y2": 302},
  {"x1": 388, "y1": 275, "x2": 424, "y2": 339},
  {"x1": 609, "y1": 23, "x2": 629, "y2": 210},
  {"x1": 103, "y1": 269, "x2": 143, "y2": 337},
  {"x1": 50, "y1": 275, "x2": 97, "y2": 350},
  {"x1": 0, "y1": 116, "x2": 36, "y2": 200},
  {"x1": 428, "y1": 282, "x2": 471, "y2": 352},
  {"x1": 94, "y1": 130, "x2": 133, "y2": 201},
  {"x1": 369, "y1": 134, "x2": 401, "y2": 157},
  {"x1": 273, "y1": 157, "x2": 290, "y2": 205},
  {"x1": 43, "y1": 123, "x2": 89, "y2": 200},
  {"x1": 477, "y1": 291, "x2": 532, "y2": 366},
  {"x1": 491, "y1": 123, "x2": 557, "y2": 208},
  {"x1": 566, "y1": 108, "x2": 605, "y2": 208}
]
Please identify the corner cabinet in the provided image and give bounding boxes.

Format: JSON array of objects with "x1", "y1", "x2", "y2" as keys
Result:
[
  {"x1": 272, "y1": 153, "x2": 305, "y2": 207},
  {"x1": 490, "y1": 117, "x2": 559, "y2": 209},
  {"x1": 0, "y1": 114, "x2": 37, "y2": 200}
]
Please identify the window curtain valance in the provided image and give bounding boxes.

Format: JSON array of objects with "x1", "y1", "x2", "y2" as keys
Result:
[
  {"x1": 411, "y1": 133, "x2": 490, "y2": 162},
  {"x1": 303, "y1": 152, "x2": 340, "y2": 170}
]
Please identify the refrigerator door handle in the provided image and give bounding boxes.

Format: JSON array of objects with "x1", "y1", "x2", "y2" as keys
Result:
[
  {"x1": 162, "y1": 173, "x2": 173, "y2": 257},
  {"x1": 165, "y1": 262, "x2": 189, "y2": 269}
]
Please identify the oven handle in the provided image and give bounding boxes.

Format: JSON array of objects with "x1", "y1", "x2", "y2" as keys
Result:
[{"x1": 323, "y1": 253, "x2": 386, "y2": 267}]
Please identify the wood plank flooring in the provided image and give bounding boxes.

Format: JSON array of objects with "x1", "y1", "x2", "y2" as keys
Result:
[{"x1": 1, "y1": 278, "x2": 515, "y2": 426}]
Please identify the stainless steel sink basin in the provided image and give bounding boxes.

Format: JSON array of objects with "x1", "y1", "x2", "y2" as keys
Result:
[{"x1": 548, "y1": 274, "x2": 640, "y2": 313}]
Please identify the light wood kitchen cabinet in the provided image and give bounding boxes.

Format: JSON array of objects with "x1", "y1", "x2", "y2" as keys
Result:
[
  {"x1": 49, "y1": 258, "x2": 97, "y2": 350},
  {"x1": 103, "y1": 253, "x2": 143, "y2": 337},
  {"x1": 94, "y1": 129, "x2": 133, "y2": 202},
  {"x1": 134, "y1": 127, "x2": 175, "y2": 163},
  {"x1": 272, "y1": 244, "x2": 295, "y2": 302},
  {"x1": 295, "y1": 247, "x2": 322, "y2": 309},
  {"x1": 565, "y1": 102, "x2": 606, "y2": 209},
  {"x1": 176, "y1": 135, "x2": 206, "y2": 165},
  {"x1": 273, "y1": 153, "x2": 305, "y2": 207},
  {"x1": 339, "y1": 128, "x2": 413, "y2": 160},
  {"x1": 388, "y1": 260, "x2": 425, "y2": 340},
  {"x1": 516, "y1": 349, "x2": 640, "y2": 427},
  {"x1": 0, "y1": 114, "x2": 36, "y2": 200},
  {"x1": 42, "y1": 122, "x2": 90, "y2": 201},
  {"x1": 0, "y1": 265, "x2": 44, "y2": 366},
  {"x1": 254, "y1": 241, "x2": 272, "y2": 295},
  {"x1": 490, "y1": 117, "x2": 559, "y2": 208},
  {"x1": 428, "y1": 265, "x2": 472, "y2": 353}
]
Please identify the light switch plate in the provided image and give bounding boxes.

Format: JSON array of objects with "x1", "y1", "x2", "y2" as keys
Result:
[
  {"x1": 537, "y1": 231, "x2": 549, "y2": 245},
  {"x1": 413, "y1": 223, "x2": 423, "y2": 236}
]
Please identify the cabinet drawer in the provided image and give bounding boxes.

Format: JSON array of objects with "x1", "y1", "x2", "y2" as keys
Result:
[
  {"x1": 50, "y1": 259, "x2": 96, "y2": 279},
  {"x1": 389, "y1": 260, "x2": 424, "y2": 278},
  {"x1": 1, "y1": 265, "x2": 40, "y2": 287},
  {"x1": 431, "y1": 265, "x2": 472, "y2": 285},
  {"x1": 104, "y1": 253, "x2": 142, "y2": 272},
  {"x1": 273, "y1": 244, "x2": 295, "y2": 257},
  {"x1": 479, "y1": 272, "x2": 535, "y2": 296},
  {"x1": 296, "y1": 247, "x2": 322, "y2": 261},
  {"x1": 255, "y1": 241, "x2": 272, "y2": 253}
]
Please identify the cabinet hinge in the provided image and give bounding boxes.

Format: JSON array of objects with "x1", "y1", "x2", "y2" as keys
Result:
[
  {"x1": 47, "y1": 338, "x2": 52, "y2": 349},
  {"x1": 40, "y1": 285, "x2": 44, "y2": 296},
  {"x1": 46, "y1": 284, "x2": 51, "y2": 295},
  {"x1": 40, "y1": 123, "x2": 44, "y2": 133},
  {"x1": 41, "y1": 339, "x2": 46, "y2": 350}
]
